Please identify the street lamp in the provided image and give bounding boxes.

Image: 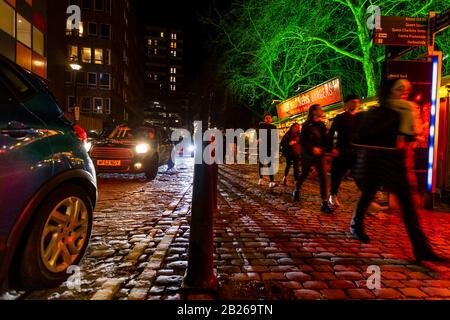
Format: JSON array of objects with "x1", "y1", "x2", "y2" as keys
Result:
[{"x1": 70, "y1": 62, "x2": 82, "y2": 124}]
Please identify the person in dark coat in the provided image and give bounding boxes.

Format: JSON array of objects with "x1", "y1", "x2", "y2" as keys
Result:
[
  {"x1": 327, "y1": 94, "x2": 360, "y2": 207},
  {"x1": 280, "y1": 123, "x2": 301, "y2": 185},
  {"x1": 293, "y1": 105, "x2": 333, "y2": 213},
  {"x1": 351, "y1": 79, "x2": 443, "y2": 262}
]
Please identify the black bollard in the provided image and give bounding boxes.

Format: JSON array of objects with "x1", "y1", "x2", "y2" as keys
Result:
[{"x1": 183, "y1": 140, "x2": 217, "y2": 293}]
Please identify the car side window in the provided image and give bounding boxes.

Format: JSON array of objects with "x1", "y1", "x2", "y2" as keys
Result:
[
  {"x1": 0, "y1": 61, "x2": 34, "y2": 99},
  {"x1": 0, "y1": 79, "x2": 15, "y2": 104}
]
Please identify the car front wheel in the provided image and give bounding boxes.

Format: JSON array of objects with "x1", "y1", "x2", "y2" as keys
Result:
[
  {"x1": 14, "y1": 184, "x2": 93, "y2": 290},
  {"x1": 145, "y1": 155, "x2": 159, "y2": 181}
]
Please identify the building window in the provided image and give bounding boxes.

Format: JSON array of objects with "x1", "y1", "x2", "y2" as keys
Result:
[
  {"x1": 82, "y1": 47, "x2": 91, "y2": 63},
  {"x1": 104, "y1": 49, "x2": 111, "y2": 65},
  {"x1": 0, "y1": 0, "x2": 15, "y2": 37},
  {"x1": 99, "y1": 73, "x2": 111, "y2": 89},
  {"x1": 160, "y1": 32, "x2": 164, "y2": 38},
  {"x1": 68, "y1": 96, "x2": 76, "y2": 112},
  {"x1": 88, "y1": 22, "x2": 97, "y2": 37},
  {"x1": 170, "y1": 76, "x2": 176, "y2": 83},
  {"x1": 170, "y1": 85, "x2": 176, "y2": 92},
  {"x1": 68, "y1": 45, "x2": 78, "y2": 61},
  {"x1": 81, "y1": 96, "x2": 91, "y2": 114},
  {"x1": 148, "y1": 39, "x2": 152, "y2": 46},
  {"x1": 154, "y1": 75, "x2": 158, "y2": 81},
  {"x1": 83, "y1": 0, "x2": 92, "y2": 10},
  {"x1": 170, "y1": 67, "x2": 176, "y2": 74},
  {"x1": 95, "y1": 0, "x2": 104, "y2": 11},
  {"x1": 100, "y1": 24, "x2": 111, "y2": 40},
  {"x1": 87, "y1": 72, "x2": 97, "y2": 88},
  {"x1": 124, "y1": 71, "x2": 128, "y2": 84},
  {"x1": 66, "y1": 20, "x2": 84, "y2": 36},
  {"x1": 171, "y1": 33, "x2": 177, "y2": 40},
  {"x1": 105, "y1": 0, "x2": 111, "y2": 13},
  {"x1": 76, "y1": 71, "x2": 86, "y2": 86},
  {"x1": 154, "y1": 40, "x2": 158, "y2": 46},
  {"x1": 33, "y1": 27, "x2": 45, "y2": 56},
  {"x1": 171, "y1": 50, "x2": 176, "y2": 57},
  {"x1": 93, "y1": 97, "x2": 103, "y2": 113},
  {"x1": 17, "y1": 14, "x2": 31, "y2": 48},
  {"x1": 170, "y1": 42, "x2": 177, "y2": 49},
  {"x1": 154, "y1": 48, "x2": 158, "y2": 55},
  {"x1": 65, "y1": 70, "x2": 72, "y2": 84},
  {"x1": 94, "y1": 48, "x2": 103, "y2": 64},
  {"x1": 104, "y1": 98, "x2": 111, "y2": 114}
]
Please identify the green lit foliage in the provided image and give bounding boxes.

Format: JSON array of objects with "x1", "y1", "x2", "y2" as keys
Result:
[{"x1": 207, "y1": 0, "x2": 450, "y2": 113}]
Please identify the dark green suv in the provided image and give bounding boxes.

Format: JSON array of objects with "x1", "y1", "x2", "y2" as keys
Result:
[{"x1": 0, "y1": 55, "x2": 97, "y2": 290}]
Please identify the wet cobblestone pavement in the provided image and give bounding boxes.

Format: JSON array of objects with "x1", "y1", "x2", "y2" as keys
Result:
[{"x1": 2, "y1": 157, "x2": 450, "y2": 300}]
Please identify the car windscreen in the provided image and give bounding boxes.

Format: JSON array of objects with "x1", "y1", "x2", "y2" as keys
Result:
[{"x1": 108, "y1": 127, "x2": 156, "y2": 141}]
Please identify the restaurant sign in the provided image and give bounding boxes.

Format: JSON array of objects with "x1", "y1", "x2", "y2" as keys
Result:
[{"x1": 277, "y1": 78, "x2": 343, "y2": 120}]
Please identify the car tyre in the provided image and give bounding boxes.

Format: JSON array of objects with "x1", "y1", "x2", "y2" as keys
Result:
[
  {"x1": 145, "y1": 155, "x2": 159, "y2": 181},
  {"x1": 13, "y1": 184, "x2": 93, "y2": 290}
]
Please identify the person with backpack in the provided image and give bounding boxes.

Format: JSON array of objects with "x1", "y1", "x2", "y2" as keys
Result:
[
  {"x1": 292, "y1": 105, "x2": 334, "y2": 213},
  {"x1": 351, "y1": 79, "x2": 443, "y2": 261},
  {"x1": 280, "y1": 123, "x2": 301, "y2": 185}
]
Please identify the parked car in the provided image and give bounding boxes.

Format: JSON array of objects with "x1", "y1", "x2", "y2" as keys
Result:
[
  {"x1": 89, "y1": 124, "x2": 175, "y2": 180},
  {"x1": 0, "y1": 55, "x2": 97, "y2": 290}
]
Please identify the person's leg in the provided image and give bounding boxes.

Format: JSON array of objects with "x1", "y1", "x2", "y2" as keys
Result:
[
  {"x1": 284, "y1": 156, "x2": 292, "y2": 178},
  {"x1": 350, "y1": 182, "x2": 378, "y2": 243},
  {"x1": 293, "y1": 155, "x2": 300, "y2": 181},
  {"x1": 315, "y1": 156, "x2": 334, "y2": 213},
  {"x1": 293, "y1": 155, "x2": 313, "y2": 200},
  {"x1": 394, "y1": 183, "x2": 440, "y2": 260},
  {"x1": 330, "y1": 156, "x2": 347, "y2": 196}
]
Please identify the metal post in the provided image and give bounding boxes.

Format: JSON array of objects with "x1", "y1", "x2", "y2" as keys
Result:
[{"x1": 183, "y1": 124, "x2": 217, "y2": 294}]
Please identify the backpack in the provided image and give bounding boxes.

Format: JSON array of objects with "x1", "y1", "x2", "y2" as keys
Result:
[{"x1": 352, "y1": 106, "x2": 401, "y2": 149}]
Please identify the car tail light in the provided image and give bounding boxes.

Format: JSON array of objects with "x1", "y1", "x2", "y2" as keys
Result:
[{"x1": 73, "y1": 124, "x2": 87, "y2": 143}]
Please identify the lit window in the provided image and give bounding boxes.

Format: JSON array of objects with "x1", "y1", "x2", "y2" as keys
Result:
[
  {"x1": 171, "y1": 50, "x2": 177, "y2": 57},
  {"x1": 82, "y1": 47, "x2": 92, "y2": 63},
  {"x1": 170, "y1": 42, "x2": 177, "y2": 49},
  {"x1": 148, "y1": 39, "x2": 152, "y2": 46},
  {"x1": 66, "y1": 20, "x2": 84, "y2": 36},
  {"x1": 94, "y1": 48, "x2": 103, "y2": 64},
  {"x1": 93, "y1": 97, "x2": 103, "y2": 114},
  {"x1": 17, "y1": 14, "x2": 31, "y2": 48},
  {"x1": 160, "y1": 32, "x2": 164, "y2": 38},
  {"x1": 170, "y1": 76, "x2": 176, "y2": 83},
  {"x1": 154, "y1": 48, "x2": 158, "y2": 55},
  {"x1": 68, "y1": 45, "x2": 78, "y2": 61},
  {"x1": 170, "y1": 67, "x2": 177, "y2": 74},
  {"x1": 154, "y1": 75, "x2": 158, "y2": 81},
  {"x1": 0, "y1": 1, "x2": 15, "y2": 37},
  {"x1": 170, "y1": 85, "x2": 176, "y2": 91},
  {"x1": 33, "y1": 27, "x2": 45, "y2": 56},
  {"x1": 171, "y1": 33, "x2": 177, "y2": 40}
]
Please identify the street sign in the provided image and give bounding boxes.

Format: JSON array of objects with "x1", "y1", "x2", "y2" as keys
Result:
[
  {"x1": 435, "y1": 7, "x2": 450, "y2": 34},
  {"x1": 374, "y1": 16, "x2": 428, "y2": 47}
]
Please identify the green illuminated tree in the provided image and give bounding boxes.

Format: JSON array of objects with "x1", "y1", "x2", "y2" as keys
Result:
[{"x1": 207, "y1": 0, "x2": 450, "y2": 113}]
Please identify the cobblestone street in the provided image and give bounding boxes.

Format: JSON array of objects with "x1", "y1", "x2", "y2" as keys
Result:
[{"x1": 3, "y1": 157, "x2": 450, "y2": 300}]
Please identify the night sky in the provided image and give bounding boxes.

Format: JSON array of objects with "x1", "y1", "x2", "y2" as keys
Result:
[{"x1": 136, "y1": 0, "x2": 229, "y2": 83}]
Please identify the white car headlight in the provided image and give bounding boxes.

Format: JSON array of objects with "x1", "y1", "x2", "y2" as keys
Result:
[
  {"x1": 84, "y1": 142, "x2": 92, "y2": 152},
  {"x1": 136, "y1": 143, "x2": 150, "y2": 154}
]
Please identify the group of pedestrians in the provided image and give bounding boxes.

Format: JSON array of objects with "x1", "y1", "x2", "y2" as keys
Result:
[{"x1": 256, "y1": 79, "x2": 443, "y2": 261}]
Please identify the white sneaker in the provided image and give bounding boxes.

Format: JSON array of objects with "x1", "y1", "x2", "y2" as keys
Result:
[
  {"x1": 329, "y1": 195, "x2": 342, "y2": 207},
  {"x1": 269, "y1": 182, "x2": 277, "y2": 189},
  {"x1": 258, "y1": 179, "x2": 264, "y2": 186}
]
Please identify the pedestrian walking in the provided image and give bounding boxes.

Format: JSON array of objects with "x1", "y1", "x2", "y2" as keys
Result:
[
  {"x1": 280, "y1": 123, "x2": 301, "y2": 185},
  {"x1": 327, "y1": 94, "x2": 360, "y2": 207},
  {"x1": 351, "y1": 79, "x2": 442, "y2": 261},
  {"x1": 293, "y1": 105, "x2": 334, "y2": 213},
  {"x1": 257, "y1": 114, "x2": 278, "y2": 189}
]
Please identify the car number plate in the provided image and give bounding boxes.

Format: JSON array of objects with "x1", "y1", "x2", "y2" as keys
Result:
[{"x1": 97, "y1": 160, "x2": 121, "y2": 166}]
